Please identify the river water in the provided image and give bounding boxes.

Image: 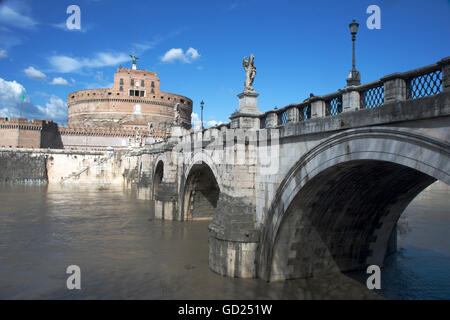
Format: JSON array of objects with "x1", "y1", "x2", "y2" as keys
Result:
[{"x1": 0, "y1": 181, "x2": 448, "y2": 300}]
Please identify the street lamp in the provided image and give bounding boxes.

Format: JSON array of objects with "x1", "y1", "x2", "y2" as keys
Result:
[
  {"x1": 200, "y1": 100, "x2": 204, "y2": 130},
  {"x1": 346, "y1": 19, "x2": 361, "y2": 86}
]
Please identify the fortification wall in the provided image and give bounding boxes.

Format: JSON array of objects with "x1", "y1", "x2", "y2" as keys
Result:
[
  {"x1": 0, "y1": 147, "x2": 155, "y2": 190},
  {"x1": 0, "y1": 150, "x2": 48, "y2": 183},
  {"x1": 0, "y1": 118, "x2": 44, "y2": 148}
]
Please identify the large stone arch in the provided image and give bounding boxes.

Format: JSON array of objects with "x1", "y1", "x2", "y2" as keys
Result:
[
  {"x1": 152, "y1": 154, "x2": 166, "y2": 200},
  {"x1": 184, "y1": 151, "x2": 223, "y2": 190},
  {"x1": 258, "y1": 127, "x2": 450, "y2": 281},
  {"x1": 179, "y1": 151, "x2": 222, "y2": 221}
]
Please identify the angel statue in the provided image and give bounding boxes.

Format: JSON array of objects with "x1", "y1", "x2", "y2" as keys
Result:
[
  {"x1": 130, "y1": 55, "x2": 139, "y2": 69},
  {"x1": 243, "y1": 54, "x2": 256, "y2": 92}
]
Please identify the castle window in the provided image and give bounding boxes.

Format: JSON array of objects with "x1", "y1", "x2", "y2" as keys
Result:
[
  {"x1": 151, "y1": 88, "x2": 155, "y2": 94},
  {"x1": 131, "y1": 79, "x2": 134, "y2": 86},
  {"x1": 120, "y1": 78, "x2": 124, "y2": 85},
  {"x1": 168, "y1": 97, "x2": 170, "y2": 100},
  {"x1": 180, "y1": 99, "x2": 185, "y2": 103},
  {"x1": 135, "y1": 90, "x2": 139, "y2": 96},
  {"x1": 141, "y1": 80, "x2": 144, "y2": 87},
  {"x1": 120, "y1": 86, "x2": 123, "y2": 91},
  {"x1": 151, "y1": 81, "x2": 155, "y2": 88},
  {"x1": 140, "y1": 91, "x2": 144, "y2": 97},
  {"x1": 108, "y1": 92, "x2": 112, "y2": 95},
  {"x1": 71, "y1": 96, "x2": 75, "y2": 99},
  {"x1": 129, "y1": 90, "x2": 134, "y2": 97},
  {"x1": 161, "y1": 96, "x2": 164, "y2": 99}
]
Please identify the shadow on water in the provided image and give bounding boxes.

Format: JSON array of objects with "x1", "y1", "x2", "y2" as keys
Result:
[
  {"x1": 347, "y1": 181, "x2": 450, "y2": 300},
  {"x1": 0, "y1": 183, "x2": 395, "y2": 299}
]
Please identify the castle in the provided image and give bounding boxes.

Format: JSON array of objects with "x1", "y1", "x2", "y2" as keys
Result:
[{"x1": 0, "y1": 58, "x2": 192, "y2": 150}]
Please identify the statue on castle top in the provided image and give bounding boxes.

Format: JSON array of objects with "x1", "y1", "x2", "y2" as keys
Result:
[
  {"x1": 173, "y1": 103, "x2": 180, "y2": 125},
  {"x1": 243, "y1": 54, "x2": 256, "y2": 92},
  {"x1": 130, "y1": 55, "x2": 139, "y2": 70}
]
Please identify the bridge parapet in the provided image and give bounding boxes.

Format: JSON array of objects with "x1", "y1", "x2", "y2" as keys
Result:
[{"x1": 259, "y1": 56, "x2": 449, "y2": 129}]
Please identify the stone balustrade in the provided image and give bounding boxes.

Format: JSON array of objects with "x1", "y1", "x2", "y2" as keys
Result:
[{"x1": 254, "y1": 56, "x2": 450, "y2": 129}]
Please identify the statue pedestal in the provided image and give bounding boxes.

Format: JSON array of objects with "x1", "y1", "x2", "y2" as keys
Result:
[
  {"x1": 169, "y1": 125, "x2": 186, "y2": 142},
  {"x1": 238, "y1": 91, "x2": 259, "y2": 113},
  {"x1": 230, "y1": 91, "x2": 262, "y2": 130}
]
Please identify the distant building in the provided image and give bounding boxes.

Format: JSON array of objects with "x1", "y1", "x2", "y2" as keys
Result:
[
  {"x1": 0, "y1": 59, "x2": 193, "y2": 150},
  {"x1": 67, "y1": 66, "x2": 193, "y2": 131}
]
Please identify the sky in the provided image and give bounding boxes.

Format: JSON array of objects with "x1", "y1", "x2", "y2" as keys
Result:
[{"x1": 0, "y1": 0, "x2": 449, "y2": 127}]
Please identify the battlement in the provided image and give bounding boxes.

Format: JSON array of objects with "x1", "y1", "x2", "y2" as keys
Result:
[
  {"x1": 0, "y1": 117, "x2": 56, "y2": 130},
  {"x1": 58, "y1": 125, "x2": 169, "y2": 138}
]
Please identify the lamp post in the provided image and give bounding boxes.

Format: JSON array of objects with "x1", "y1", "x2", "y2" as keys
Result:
[
  {"x1": 200, "y1": 100, "x2": 204, "y2": 130},
  {"x1": 346, "y1": 19, "x2": 361, "y2": 86}
]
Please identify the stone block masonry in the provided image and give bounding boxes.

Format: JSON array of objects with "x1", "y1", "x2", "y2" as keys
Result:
[{"x1": 0, "y1": 150, "x2": 48, "y2": 183}]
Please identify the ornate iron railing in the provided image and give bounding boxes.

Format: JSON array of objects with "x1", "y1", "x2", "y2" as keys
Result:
[
  {"x1": 298, "y1": 104, "x2": 311, "y2": 121},
  {"x1": 406, "y1": 68, "x2": 442, "y2": 100},
  {"x1": 260, "y1": 116, "x2": 267, "y2": 129},
  {"x1": 252, "y1": 57, "x2": 448, "y2": 129},
  {"x1": 325, "y1": 95, "x2": 343, "y2": 116},
  {"x1": 277, "y1": 110, "x2": 288, "y2": 126},
  {"x1": 360, "y1": 84, "x2": 384, "y2": 108}
]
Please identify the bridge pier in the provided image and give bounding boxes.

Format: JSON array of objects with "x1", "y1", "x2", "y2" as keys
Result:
[{"x1": 208, "y1": 194, "x2": 260, "y2": 278}]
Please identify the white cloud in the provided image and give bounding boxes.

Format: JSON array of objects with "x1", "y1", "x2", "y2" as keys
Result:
[
  {"x1": 36, "y1": 95, "x2": 67, "y2": 120},
  {"x1": 0, "y1": 77, "x2": 26, "y2": 109},
  {"x1": 0, "y1": 49, "x2": 7, "y2": 59},
  {"x1": 206, "y1": 119, "x2": 224, "y2": 127},
  {"x1": 24, "y1": 66, "x2": 46, "y2": 80},
  {"x1": 0, "y1": 77, "x2": 67, "y2": 122},
  {"x1": 161, "y1": 47, "x2": 201, "y2": 64},
  {"x1": 48, "y1": 56, "x2": 81, "y2": 73},
  {"x1": 48, "y1": 52, "x2": 130, "y2": 73},
  {"x1": 50, "y1": 77, "x2": 69, "y2": 85},
  {"x1": 0, "y1": 5, "x2": 37, "y2": 29},
  {"x1": 191, "y1": 112, "x2": 201, "y2": 130},
  {"x1": 191, "y1": 112, "x2": 223, "y2": 130}
]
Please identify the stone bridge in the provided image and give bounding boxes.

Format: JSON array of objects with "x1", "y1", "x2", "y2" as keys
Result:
[{"x1": 111, "y1": 57, "x2": 450, "y2": 281}]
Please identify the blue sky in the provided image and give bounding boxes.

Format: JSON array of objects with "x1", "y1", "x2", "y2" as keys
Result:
[{"x1": 0, "y1": 0, "x2": 449, "y2": 126}]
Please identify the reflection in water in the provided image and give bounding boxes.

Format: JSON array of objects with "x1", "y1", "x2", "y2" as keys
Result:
[
  {"x1": 0, "y1": 184, "x2": 377, "y2": 299},
  {"x1": 380, "y1": 181, "x2": 450, "y2": 299},
  {"x1": 0, "y1": 181, "x2": 448, "y2": 299}
]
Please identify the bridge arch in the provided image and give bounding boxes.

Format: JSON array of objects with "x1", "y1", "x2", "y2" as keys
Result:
[
  {"x1": 180, "y1": 151, "x2": 222, "y2": 221},
  {"x1": 152, "y1": 154, "x2": 167, "y2": 200},
  {"x1": 258, "y1": 127, "x2": 450, "y2": 281}
]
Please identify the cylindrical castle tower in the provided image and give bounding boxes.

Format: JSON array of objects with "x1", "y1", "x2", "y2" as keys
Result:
[{"x1": 67, "y1": 64, "x2": 192, "y2": 131}]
